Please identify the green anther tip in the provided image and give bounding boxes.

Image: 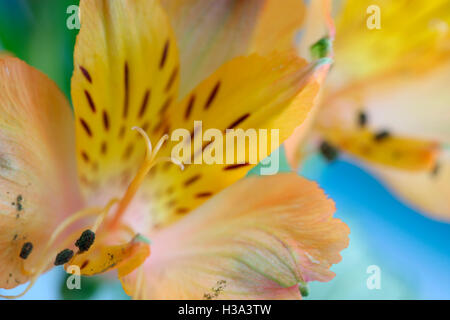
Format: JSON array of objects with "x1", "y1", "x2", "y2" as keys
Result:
[
  {"x1": 298, "y1": 282, "x2": 309, "y2": 297},
  {"x1": 134, "y1": 233, "x2": 152, "y2": 244},
  {"x1": 310, "y1": 37, "x2": 332, "y2": 60}
]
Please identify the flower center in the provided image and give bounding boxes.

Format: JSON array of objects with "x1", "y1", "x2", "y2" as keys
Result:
[
  {"x1": 1, "y1": 127, "x2": 183, "y2": 299},
  {"x1": 107, "y1": 127, "x2": 183, "y2": 229}
]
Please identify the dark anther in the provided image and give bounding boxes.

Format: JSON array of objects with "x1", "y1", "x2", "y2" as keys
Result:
[
  {"x1": 16, "y1": 194, "x2": 23, "y2": 211},
  {"x1": 75, "y1": 229, "x2": 96, "y2": 253},
  {"x1": 358, "y1": 111, "x2": 368, "y2": 128},
  {"x1": 374, "y1": 130, "x2": 391, "y2": 142},
  {"x1": 19, "y1": 242, "x2": 33, "y2": 260},
  {"x1": 432, "y1": 162, "x2": 440, "y2": 177},
  {"x1": 320, "y1": 141, "x2": 339, "y2": 162},
  {"x1": 54, "y1": 249, "x2": 74, "y2": 266}
]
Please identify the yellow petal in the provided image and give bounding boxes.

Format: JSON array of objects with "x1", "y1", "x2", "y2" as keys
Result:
[
  {"x1": 320, "y1": 127, "x2": 439, "y2": 171},
  {"x1": 121, "y1": 174, "x2": 349, "y2": 300},
  {"x1": 143, "y1": 53, "x2": 329, "y2": 226},
  {"x1": 0, "y1": 57, "x2": 83, "y2": 289},
  {"x1": 72, "y1": 0, "x2": 179, "y2": 202},
  {"x1": 71, "y1": 0, "x2": 330, "y2": 230},
  {"x1": 332, "y1": 0, "x2": 450, "y2": 85}
]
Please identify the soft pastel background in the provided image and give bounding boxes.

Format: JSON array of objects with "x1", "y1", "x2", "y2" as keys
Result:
[{"x1": 1, "y1": 0, "x2": 449, "y2": 300}]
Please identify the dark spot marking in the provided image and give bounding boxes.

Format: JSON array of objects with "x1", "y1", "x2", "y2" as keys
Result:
[
  {"x1": 184, "y1": 174, "x2": 201, "y2": 186},
  {"x1": 80, "y1": 118, "x2": 93, "y2": 137},
  {"x1": 162, "y1": 124, "x2": 171, "y2": 136},
  {"x1": 432, "y1": 163, "x2": 440, "y2": 177},
  {"x1": 84, "y1": 90, "x2": 96, "y2": 113},
  {"x1": 165, "y1": 66, "x2": 178, "y2": 92},
  {"x1": 160, "y1": 40, "x2": 170, "y2": 69},
  {"x1": 119, "y1": 126, "x2": 126, "y2": 139},
  {"x1": 196, "y1": 192, "x2": 213, "y2": 198},
  {"x1": 138, "y1": 90, "x2": 151, "y2": 119},
  {"x1": 102, "y1": 110, "x2": 110, "y2": 131},
  {"x1": 204, "y1": 82, "x2": 221, "y2": 110},
  {"x1": 166, "y1": 199, "x2": 177, "y2": 208},
  {"x1": 374, "y1": 130, "x2": 391, "y2": 142},
  {"x1": 101, "y1": 141, "x2": 107, "y2": 155},
  {"x1": 358, "y1": 111, "x2": 368, "y2": 128},
  {"x1": 176, "y1": 208, "x2": 189, "y2": 214},
  {"x1": 19, "y1": 242, "x2": 33, "y2": 259},
  {"x1": 228, "y1": 113, "x2": 250, "y2": 129},
  {"x1": 142, "y1": 121, "x2": 150, "y2": 132},
  {"x1": 159, "y1": 96, "x2": 173, "y2": 115},
  {"x1": 202, "y1": 140, "x2": 214, "y2": 152},
  {"x1": 79, "y1": 66, "x2": 92, "y2": 83},
  {"x1": 185, "y1": 95, "x2": 195, "y2": 120},
  {"x1": 54, "y1": 249, "x2": 74, "y2": 266},
  {"x1": 0, "y1": 156, "x2": 12, "y2": 171},
  {"x1": 152, "y1": 119, "x2": 164, "y2": 134},
  {"x1": 80, "y1": 260, "x2": 89, "y2": 270},
  {"x1": 81, "y1": 151, "x2": 90, "y2": 163},
  {"x1": 75, "y1": 230, "x2": 95, "y2": 253},
  {"x1": 123, "y1": 62, "x2": 130, "y2": 118},
  {"x1": 162, "y1": 161, "x2": 172, "y2": 171},
  {"x1": 224, "y1": 163, "x2": 250, "y2": 171},
  {"x1": 122, "y1": 143, "x2": 135, "y2": 160},
  {"x1": 320, "y1": 141, "x2": 339, "y2": 162}
]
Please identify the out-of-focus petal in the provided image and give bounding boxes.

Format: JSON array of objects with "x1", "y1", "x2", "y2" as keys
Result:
[
  {"x1": 249, "y1": 0, "x2": 306, "y2": 55},
  {"x1": 161, "y1": 0, "x2": 306, "y2": 96},
  {"x1": 369, "y1": 154, "x2": 450, "y2": 221},
  {"x1": 284, "y1": 0, "x2": 335, "y2": 169},
  {"x1": 319, "y1": 127, "x2": 439, "y2": 171},
  {"x1": 0, "y1": 57, "x2": 83, "y2": 289},
  {"x1": 330, "y1": 0, "x2": 450, "y2": 87},
  {"x1": 121, "y1": 174, "x2": 349, "y2": 300}
]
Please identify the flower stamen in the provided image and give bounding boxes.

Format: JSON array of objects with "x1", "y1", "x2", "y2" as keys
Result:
[
  {"x1": 0, "y1": 199, "x2": 118, "y2": 299},
  {"x1": 107, "y1": 127, "x2": 183, "y2": 229}
]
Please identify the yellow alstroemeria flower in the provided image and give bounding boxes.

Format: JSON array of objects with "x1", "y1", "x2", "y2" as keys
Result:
[
  {"x1": 286, "y1": 0, "x2": 450, "y2": 221},
  {"x1": 0, "y1": 0, "x2": 349, "y2": 299}
]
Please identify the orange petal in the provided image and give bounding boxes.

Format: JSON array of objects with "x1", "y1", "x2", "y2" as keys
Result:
[
  {"x1": 121, "y1": 174, "x2": 349, "y2": 300},
  {"x1": 249, "y1": 0, "x2": 306, "y2": 55},
  {"x1": 0, "y1": 57, "x2": 83, "y2": 289}
]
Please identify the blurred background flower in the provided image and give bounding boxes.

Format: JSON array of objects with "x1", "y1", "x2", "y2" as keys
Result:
[{"x1": 0, "y1": 0, "x2": 449, "y2": 300}]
